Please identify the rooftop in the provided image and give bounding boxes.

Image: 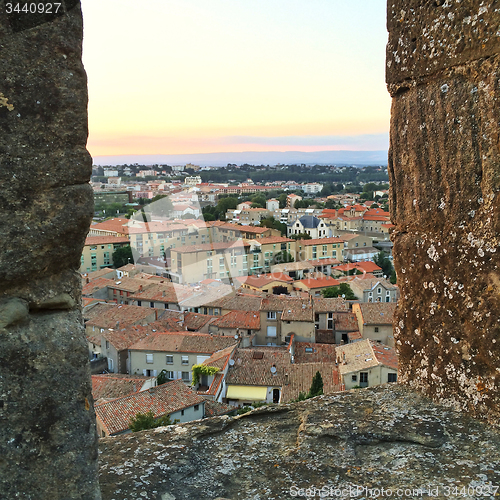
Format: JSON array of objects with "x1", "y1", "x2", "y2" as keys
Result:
[
  {"x1": 355, "y1": 302, "x2": 397, "y2": 325},
  {"x1": 95, "y1": 379, "x2": 206, "y2": 435},
  {"x1": 211, "y1": 310, "x2": 260, "y2": 330}
]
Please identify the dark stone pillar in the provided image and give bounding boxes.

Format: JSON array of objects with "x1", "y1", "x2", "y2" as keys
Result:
[
  {"x1": 387, "y1": 1, "x2": 500, "y2": 423},
  {"x1": 0, "y1": 2, "x2": 101, "y2": 497}
]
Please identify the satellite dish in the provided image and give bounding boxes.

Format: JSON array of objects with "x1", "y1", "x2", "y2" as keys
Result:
[
  {"x1": 270, "y1": 366, "x2": 277, "y2": 374},
  {"x1": 234, "y1": 334, "x2": 239, "y2": 339},
  {"x1": 229, "y1": 359, "x2": 235, "y2": 366}
]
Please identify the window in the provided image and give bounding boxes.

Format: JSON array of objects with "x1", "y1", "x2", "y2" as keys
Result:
[
  {"x1": 181, "y1": 355, "x2": 189, "y2": 365},
  {"x1": 327, "y1": 312, "x2": 333, "y2": 330},
  {"x1": 181, "y1": 371, "x2": 190, "y2": 381},
  {"x1": 322, "y1": 244, "x2": 327, "y2": 256},
  {"x1": 105, "y1": 340, "x2": 109, "y2": 349},
  {"x1": 388, "y1": 373, "x2": 397, "y2": 383},
  {"x1": 166, "y1": 371, "x2": 174, "y2": 379},
  {"x1": 305, "y1": 347, "x2": 313, "y2": 353},
  {"x1": 267, "y1": 311, "x2": 276, "y2": 320},
  {"x1": 351, "y1": 375, "x2": 357, "y2": 382},
  {"x1": 312, "y1": 246, "x2": 317, "y2": 259},
  {"x1": 181, "y1": 409, "x2": 185, "y2": 416},
  {"x1": 150, "y1": 301, "x2": 154, "y2": 308},
  {"x1": 377, "y1": 288, "x2": 382, "y2": 294},
  {"x1": 266, "y1": 326, "x2": 277, "y2": 337},
  {"x1": 194, "y1": 405, "x2": 199, "y2": 411},
  {"x1": 374, "y1": 327, "x2": 379, "y2": 333},
  {"x1": 146, "y1": 354, "x2": 154, "y2": 364},
  {"x1": 137, "y1": 300, "x2": 141, "y2": 306},
  {"x1": 360, "y1": 372, "x2": 368, "y2": 383},
  {"x1": 386, "y1": 296, "x2": 390, "y2": 302},
  {"x1": 166, "y1": 355, "x2": 173, "y2": 364}
]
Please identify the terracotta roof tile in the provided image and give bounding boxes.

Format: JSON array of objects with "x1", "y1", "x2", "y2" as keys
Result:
[
  {"x1": 205, "y1": 294, "x2": 263, "y2": 312},
  {"x1": 296, "y1": 277, "x2": 340, "y2": 289},
  {"x1": 336, "y1": 339, "x2": 398, "y2": 376},
  {"x1": 129, "y1": 331, "x2": 238, "y2": 354},
  {"x1": 184, "y1": 312, "x2": 217, "y2": 331},
  {"x1": 82, "y1": 278, "x2": 115, "y2": 296},
  {"x1": 203, "y1": 400, "x2": 235, "y2": 417},
  {"x1": 95, "y1": 379, "x2": 206, "y2": 435},
  {"x1": 299, "y1": 237, "x2": 345, "y2": 246},
  {"x1": 85, "y1": 304, "x2": 157, "y2": 330},
  {"x1": 129, "y1": 282, "x2": 193, "y2": 303},
  {"x1": 84, "y1": 236, "x2": 130, "y2": 245},
  {"x1": 311, "y1": 297, "x2": 349, "y2": 313},
  {"x1": 212, "y1": 310, "x2": 260, "y2": 330},
  {"x1": 356, "y1": 302, "x2": 396, "y2": 325},
  {"x1": 92, "y1": 374, "x2": 154, "y2": 402}
]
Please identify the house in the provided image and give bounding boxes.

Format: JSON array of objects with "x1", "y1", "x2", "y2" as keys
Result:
[
  {"x1": 352, "y1": 302, "x2": 397, "y2": 346},
  {"x1": 332, "y1": 261, "x2": 383, "y2": 278},
  {"x1": 270, "y1": 260, "x2": 315, "y2": 280},
  {"x1": 258, "y1": 295, "x2": 315, "y2": 345},
  {"x1": 208, "y1": 310, "x2": 260, "y2": 341},
  {"x1": 202, "y1": 293, "x2": 263, "y2": 316},
  {"x1": 293, "y1": 276, "x2": 341, "y2": 297},
  {"x1": 223, "y1": 345, "x2": 342, "y2": 406},
  {"x1": 194, "y1": 344, "x2": 238, "y2": 401},
  {"x1": 169, "y1": 241, "x2": 251, "y2": 284},
  {"x1": 95, "y1": 379, "x2": 207, "y2": 437},
  {"x1": 343, "y1": 247, "x2": 381, "y2": 262},
  {"x1": 128, "y1": 282, "x2": 193, "y2": 310},
  {"x1": 235, "y1": 273, "x2": 294, "y2": 294},
  {"x1": 287, "y1": 215, "x2": 328, "y2": 239},
  {"x1": 183, "y1": 312, "x2": 217, "y2": 333},
  {"x1": 99, "y1": 323, "x2": 162, "y2": 374},
  {"x1": 128, "y1": 331, "x2": 238, "y2": 381},
  {"x1": 335, "y1": 339, "x2": 398, "y2": 390},
  {"x1": 348, "y1": 277, "x2": 399, "y2": 303},
  {"x1": 295, "y1": 237, "x2": 345, "y2": 263},
  {"x1": 286, "y1": 193, "x2": 302, "y2": 208},
  {"x1": 80, "y1": 236, "x2": 131, "y2": 273},
  {"x1": 311, "y1": 298, "x2": 357, "y2": 344},
  {"x1": 91, "y1": 374, "x2": 157, "y2": 404}
]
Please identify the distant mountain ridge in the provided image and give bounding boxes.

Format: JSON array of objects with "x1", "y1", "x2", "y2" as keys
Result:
[{"x1": 92, "y1": 150, "x2": 388, "y2": 167}]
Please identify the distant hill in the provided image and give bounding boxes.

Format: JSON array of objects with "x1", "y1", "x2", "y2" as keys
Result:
[{"x1": 92, "y1": 150, "x2": 388, "y2": 167}]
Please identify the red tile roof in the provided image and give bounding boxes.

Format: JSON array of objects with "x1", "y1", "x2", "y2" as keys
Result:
[
  {"x1": 355, "y1": 302, "x2": 397, "y2": 325},
  {"x1": 85, "y1": 304, "x2": 156, "y2": 330},
  {"x1": 92, "y1": 374, "x2": 154, "y2": 402},
  {"x1": 299, "y1": 237, "x2": 344, "y2": 246},
  {"x1": 332, "y1": 261, "x2": 382, "y2": 274},
  {"x1": 296, "y1": 277, "x2": 340, "y2": 289},
  {"x1": 82, "y1": 278, "x2": 115, "y2": 296},
  {"x1": 128, "y1": 332, "x2": 238, "y2": 354},
  {"x1": 311, "y1": 297, "x2": 349, "y2": 312},
  {"x1": 128, "y1": 283, "x2": 193, "y2": 303},
  {"x1": 212, "y1": 310, "x2": 260, "y2": 330},
  {"x1": 184, "y1": 312, "x2": 217, "y2": 331},
  {"x1": 203, "y1": 400, "x2": 235, "y2": 417},
  {"x1": 84, "y1": 236, "x2": 130, "y2": 246},
  {"x1": 293, "y1": 342, "x2": 338, "y2": 363},
  {"x1": 95, "y1": 379, "x2": 206, "y2": 435}
]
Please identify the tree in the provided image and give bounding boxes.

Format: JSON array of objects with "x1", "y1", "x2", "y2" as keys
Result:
[
  {"x1": 321, "y1": 282, "x2": 357, "y2": 300},
  {"x1": 272, "y1": 250, "x2": 294, "y2": 265},
  {"x1": 308, "y1": 371, "x2": 324, "y2": 398},
  {"x1": 290, "y1": 232, "x2": 312, "y2": 240},
  {"x1": 129, "y1": 410, "x2": 173, "y2": 432},
  {"x1": 277, "y1": 193, "x2": 288, "y2": 209},
  {"x1": 390, "y1": 269, "x2": 397, "y2": 284},
  {"x1": 373, "y1": 251, "x2": 394, "y2": 279},
  {"x1": 157, "y1": 369, "x2": 168, "y2": 386},
  {"x1": 112, "y1": 245, "x2": 133, "y2": 268},
  {"x1": 260, "y1": 217, "x2": 287, "y2": 236}
]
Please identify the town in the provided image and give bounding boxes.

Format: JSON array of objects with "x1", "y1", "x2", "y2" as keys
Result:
[{"x1": 84, "y1": 163, "x2": 399, "y2": 437}]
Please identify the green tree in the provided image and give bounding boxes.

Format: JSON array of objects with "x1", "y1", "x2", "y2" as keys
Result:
[
  {"x1": 321, "y1": 282, "x2": 356, "y2": 300},
  {"x1": 308, "y1": 371, "x2": 324, "y2": 398},
  {"x1": 129, "y1": 410, "x2": 173, "y2": 432},
  {"x1": 157, "y1": 369, "x2": 168, "y2": 386},
  {"x1": 373, "y1": 251, "x2": 394, "y2": 279},
  {"x1": 390, "y1": 269, "x2": 397, "y2": 284},
  {"x1": 277, "y1": 193, "x2": 288, "y2": 209},
  {"x1": 260, "y1": 217, "x2": 287, "y2": 236},
  {"x1": 250, "y1": 194, "x2": 267, "y2": 208},
  {"x1": 272, "y1": 250, "x2": 294, "y2": 265},
  {"x1": 112, "y1": 245, "x2": 133, "y2": 268},
  {"x1": 290, "y1": 232, "x2": 312, "y2": 240}
]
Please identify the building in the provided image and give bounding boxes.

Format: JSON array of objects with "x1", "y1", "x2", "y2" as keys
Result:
[
  {"x1": 80, "y1": 236, "x2": 131, "y2": 273},
  {"x1": 95, "y1": 379, "x2": 207, "y2": 437},
  {"x1": 128, "y1": 331, "x2": 238, "y2": 380},
  {"x1": 295, "y1": 237, "x2": 345, "y2": 263},
  {"x1": 288, "y1": 215, "x2": 328, "y2": 239},
  {"x1": 302, "y1": 183, "x2": 323, "y2": 194},
  {"x1": 335, "y1": 339, "x2": 398, "y2": 390},
  {"x1": 266, "y1": 198, "x2": 279, "y2": 211},
  {"x1": 184, "y1": 176, "x2": 202, "y2": 186},
  {"x1": 352, "y1": 302, "x2": 397, "y2": 346},
  {"x1": 348, "y1": 277, "x2": 399, "y2": 303}
]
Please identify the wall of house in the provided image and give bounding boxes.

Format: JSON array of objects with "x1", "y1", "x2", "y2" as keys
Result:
[
  {"x1": 80, "y1": 242, "x2": 127, "y2": 273},
  {"x1": 343, "y1": 365, "x2": 397, "y2": 390},
  {"x1": 170, "y1": 402, "x2": 205, "y2": 423},
  {"x1": 360, "y1": 325, "x2": 393, "y2": 345},
  {"x1": 129, "y1": 350, "x2": 211, "y2": 381},
  {"x1": 281, "y1": 321, "x2": 315, "y2": 343}
]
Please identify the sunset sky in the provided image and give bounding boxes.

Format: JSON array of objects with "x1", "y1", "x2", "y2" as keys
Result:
[{"x1": 81, "y1": 0, "x2": 390, "y2": 159}]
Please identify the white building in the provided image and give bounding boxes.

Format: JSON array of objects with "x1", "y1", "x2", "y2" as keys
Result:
[{"x1": 302, "y1": 183, "x2": 323, "y2": 194}]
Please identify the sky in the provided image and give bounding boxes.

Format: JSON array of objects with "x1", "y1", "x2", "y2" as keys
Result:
[{"x1": 81, "y1": 0, "x2": 390, "y2": 159}]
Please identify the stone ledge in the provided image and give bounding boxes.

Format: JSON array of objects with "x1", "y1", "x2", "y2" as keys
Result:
[{"x1": 98, "y1": 385, "x2": 500, "y2": 500}]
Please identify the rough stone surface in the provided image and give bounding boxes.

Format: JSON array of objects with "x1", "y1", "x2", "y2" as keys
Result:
[
  {"x1": 387, "y1": 1, "x2": 500, "y2": 422},
  {"x1": 98, "y1": 385, "x2": 500, "y2": 500},
  {"x1": 0, "y1": 2, "x2": 101, "y2": 498}
]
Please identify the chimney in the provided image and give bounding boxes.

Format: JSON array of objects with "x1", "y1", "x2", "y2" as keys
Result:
[{"x1": 139, "y1": 285, "x2": 143, "y2": 291}]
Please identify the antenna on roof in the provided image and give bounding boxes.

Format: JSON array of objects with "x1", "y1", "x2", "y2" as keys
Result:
[
  {"x1": 229, "y1": 359, "x2": 235, "y2": 366},
  {"x1": 270, "y1": 365, "x2": 277, "y2": 374}
]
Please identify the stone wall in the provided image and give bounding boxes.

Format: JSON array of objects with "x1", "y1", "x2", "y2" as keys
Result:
[
  {"x1": 0, "y1": 2, "x2": 101, "y2": 498},
  {"x1": 387, "y1": 0, "x2": 500, "y2": 422}
]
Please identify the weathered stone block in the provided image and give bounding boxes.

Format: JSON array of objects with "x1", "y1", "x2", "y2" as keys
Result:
[{"x1": 388, "y1": 1, "x2": 500, "y2": 422}]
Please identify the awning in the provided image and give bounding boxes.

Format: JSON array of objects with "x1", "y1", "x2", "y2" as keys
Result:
[{"x1": 226, "y1": 385, "x2": 267, "y2": 401}]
